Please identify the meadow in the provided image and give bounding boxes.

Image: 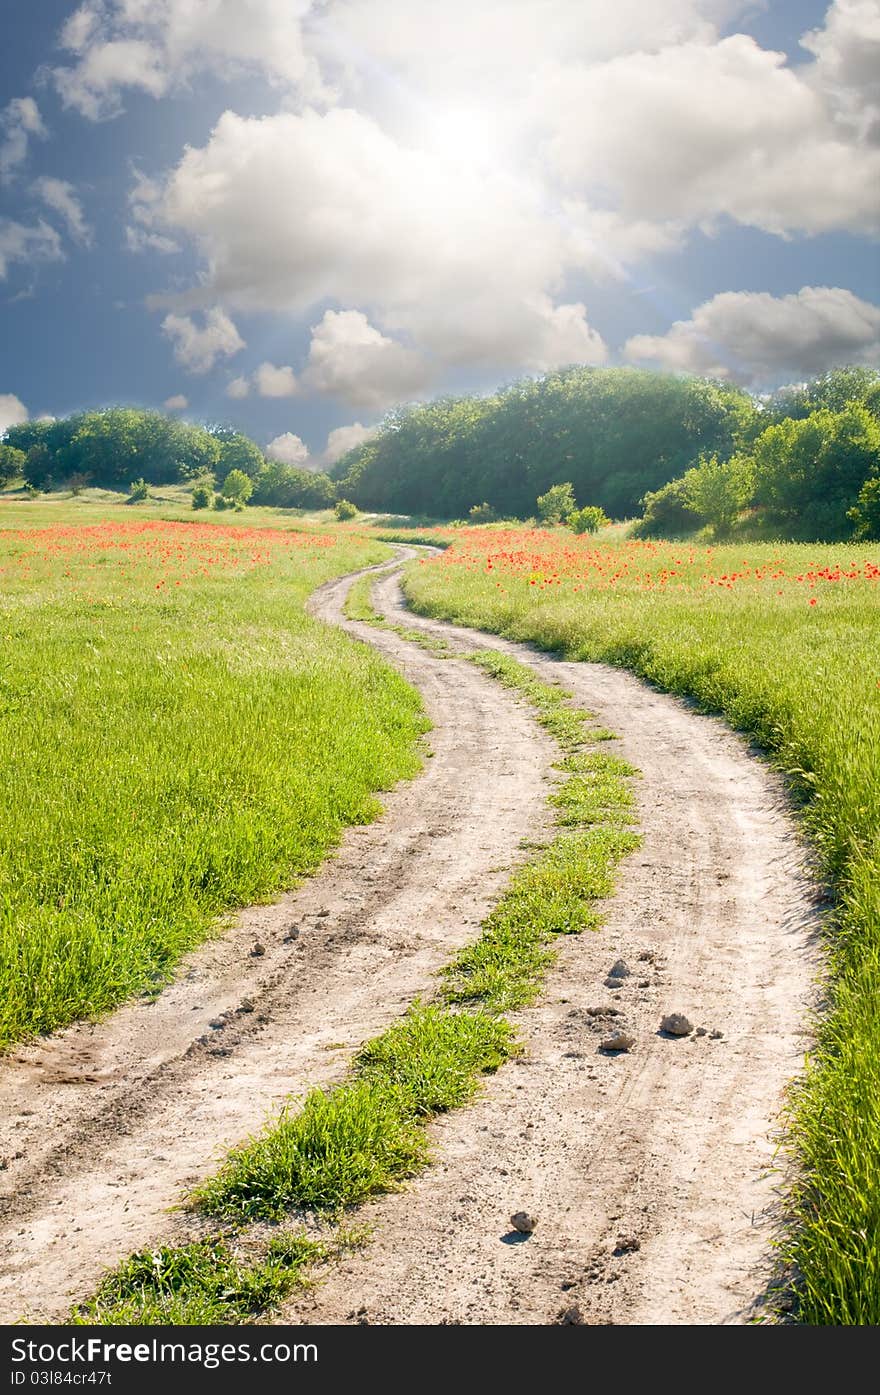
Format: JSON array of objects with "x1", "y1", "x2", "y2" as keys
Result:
[
  {"x1": 403, "y1": 526, "x2": 880, "y2": 1325},
  {"x1": 0, "y1": 499, "x2": 426, "y2": 1049}
]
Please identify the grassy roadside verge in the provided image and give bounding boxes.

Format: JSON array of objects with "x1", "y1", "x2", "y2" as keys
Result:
[
  {"x1": 78, "y1": 576, "x2": 639, "y2": 1324},
  {"x1": 402, "y1": 530, "x2": 880, "y2": 1325}
]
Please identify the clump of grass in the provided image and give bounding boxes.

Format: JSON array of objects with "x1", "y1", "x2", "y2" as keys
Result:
[
  {"x1": 195, "y1": 1078, "x2": 428, "y2": 1220},
  {"x1": 73, "y1": 1232, "x2": 327, "y2": 1325},
  {"x1": 344, "y1": 572, "x2": 452, "y2": 654},
  {"x1": 356, "y1": 1002, "x2": 514, "y2": 1113},
  {"x1": 468, "y1": 650, "x2": 589, "y2": 749},
  {"x1": 442, "y1": 826, "x2": 639, "y2": 1013}
]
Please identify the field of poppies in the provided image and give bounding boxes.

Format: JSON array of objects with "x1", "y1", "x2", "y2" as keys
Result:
[
  {"x1": 403, "y1": 525, "x2": 880, "y2": 1325},
  {"x1": 0, "y1": 509, "x2": 426, "y2": 1050}
]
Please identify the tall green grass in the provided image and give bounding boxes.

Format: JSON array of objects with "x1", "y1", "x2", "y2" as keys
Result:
[
  {"x1": 404, "y1": 529, "x2": 880, "y2": 1324},
  {"x1": 0, "y1": 509, "x2": 428, "y2": 1048}
]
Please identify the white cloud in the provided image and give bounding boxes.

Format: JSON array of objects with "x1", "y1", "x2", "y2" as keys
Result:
[
  {"x1": 53, "y1": 39, "x2": 169, "y2": 120},
  {"x1": 0, "y1": 218, "x2": 64, "y2": 279},
  {"x1": 254, "y1": 361, "x2": 298, "y2": 397},
  {"x1": 266, "y1": 431, "x2": 311, "y2": 466},
  {"x1": 163, "y1": 393, "x2": 188, "y2": 409},
  {"x1": 623, "y1": 286, "x2": 880, "y2": 386},
  {"x1": 161, "y1": 306, "x2": 245, "y2": 374},
  {"x1": 322, "y1": 421, "x2": 375, "y2": 464},
  {"x1": 542, "y1": 32, "x2": 880, "y2": 237},
  {"x1": 33, "y1": 177, "x2": 92, "y2": 246},
  {"x1": 52, "y1": 0, "x2": 325, "y2": 120},
  {"x1": 0, "y1": 97, "x2": 47, "y2": 182},
  {"x1": 302, "y1": 310, "x2": 428, "y2": 408},
  {"x1": 152, "y1": 107, "x2": 609, "y2": 379},
  {"x1": 801, "y1": 0, "x2": 880, "y2": 143},
  {"x1": 0, "y1": 393, "x2": 28, "y2": 435},
  {"x1": 225, "y1": 375, "x2": 251, "y2": 399}
]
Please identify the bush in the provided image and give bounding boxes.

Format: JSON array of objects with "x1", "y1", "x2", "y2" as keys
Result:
[
  {"x1": 127, "y1": 478, "x2": 150, "y2": 503},
  {"x1": 67, "y1": 472, "x2": 92, "y2": 496},
  {"x1": 220, "y1": 469, "x2": 253, "y2": 506},
  {"x1": 848, "y1": 476, "x2": 880, "y2": 540},
  {"x1": 0, "y1": 444, "x2": 25, "y2": 486},
  {"x1": 334, "y1": 499, "x2": 358, "y2": 520},
  {"x1": 682, "y1": 453, "x2": 754, "y2": 538},
  {"x1": 631, "y1": 476, "x2": 695, "y2": 538},
  {"x1": 567, "y1": 505, "x2": 610, "y2": 534},
  {"x1": 468, "y1": 502, "x2": 496, "y2": 523},
  {"x1": 191, "y1": 480, "x2": 214, "y2": 510},
  {"x1": 537, "y1": 482, "x2": 576, "y2": 525}
]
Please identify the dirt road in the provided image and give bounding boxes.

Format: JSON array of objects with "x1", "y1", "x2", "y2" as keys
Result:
[{"x1": 0, "y1": 551, "x2": 821, "y2": 1324}]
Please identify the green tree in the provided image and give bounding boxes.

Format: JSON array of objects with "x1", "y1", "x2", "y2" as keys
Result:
[
  {"x1": 752, "y1": 404, "x2": 880, "y2": 539},
  {"x1": 848, "y1": 477, "x2": 880, "y2": 540},
  {"x1": 567, "y1": 505, "x2": 610, "y2": 534},
  {"x1": 0, "y1": 444, "x2": 25, "y2": 486},
  {"x1": 682, "y1": 453, "x2": 754, "y2": 537},
  {"x1": 334, "y1": 498, "x2": 358, "y2": 520},
  {"x1": 220, "y1": 469, "x2": 254, "y2": 507},
  {"x1": 214, "y1": 432, "x2": 266, "y2": 483},
  {"x1": 251, "y1": 461, "x2": 335, "y2": 509},
  {"x1": 537, "y1": 482, "x2": 577, "y2": 524}
]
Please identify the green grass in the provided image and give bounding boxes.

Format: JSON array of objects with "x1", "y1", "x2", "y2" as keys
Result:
[
  {"x1": 0, "y1": 505, "x2": 429, "y2": 1048},
  {"x1": 195, "y1": 1005, "x2": 513, "y2": 1220},
  {"x1": 73, "y1": 1232, "x2": 330, "y2": 1325},
  {"x1": 194, "y1": 650, "x2": 638, "y2": 1224},
  {"x1": 403, "y1": 527, "x2": 880, "y2": 1325}
]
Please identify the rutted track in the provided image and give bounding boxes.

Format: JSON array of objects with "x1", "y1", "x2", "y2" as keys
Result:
[
  {"x1": 283, "y1": 559, "x2": 822, "y2": 1326},
  {"x1": 0, "y1": 549, "x2": 820, "y2": 1325}
]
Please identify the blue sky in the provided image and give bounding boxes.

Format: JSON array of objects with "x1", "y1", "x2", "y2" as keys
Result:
[{"x1": 1, "y1": 1, "x2": 878, "y2": 468}]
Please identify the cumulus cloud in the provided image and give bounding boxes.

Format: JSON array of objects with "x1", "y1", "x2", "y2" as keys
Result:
[
  {"x1": 0, "y1": 97, "x2": 47, "y2": 181},
  {"x1": 161, "y1": 307, "x2": 245, "y2": 374},
  {"x1": 302, "y1": 310, "x2": 428, "y2": 408},
  {"x1": 163, "y1": 393, "x2": 188, "y2": 409},
  {"x1": 0, "y1": 218, "x2": 64, "y2": 279},
  {"x1": 149, "y1": 107, "x2": 608, "y2": 380},
  {"x1": 542, "y1": 32, "x2": 880, "y2": 237},
  {"x1": 254, "y1": 361, "x2": 298, "y2": 397},
  {"x1": 623, "y1": 286, "x2": 880, "y2": 386},
  {"x1": 225, "y1": 376, "x2": 251, "y2": 399},
  {"x1": 801, "y1": 0, "x2": 880, "y2": 143},
  {"x1": 52, "y1": 0, "x2": 325, "y2": 120},
  {"x1": 266, "y1": 431, "x2": 311, "y2": 466},
  {"x1": 0, "y1": 393, "x2": 28, "y2": 435},
  {"x1": 322, "y1": 421, "x2": 375, "y2": 464},
  {"x1": 33, "y1": 177, "x2": 92, "y2": 246}
]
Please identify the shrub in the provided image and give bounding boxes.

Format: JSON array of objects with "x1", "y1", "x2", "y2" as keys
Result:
[
  {"x1": 631, "y1": 476, "x2": 694, "y2": 538},
  {"x1": 127, "y1": 478, "x2": 150, "y2": 502},
  {"x1": 567, "y1": 505, "x2": 610, "y2": 534},
  {"x1": 468, "y1": 502, "x2": 496, "y2": 523},
  {"x1": 334, "y1": 499, "x2": 358, "y2": 520},
  {"x1": 0, "y1": 444, "x2": 25, "y2": 486},
  {"x1": 848, "y1": 476, "x2": 880, "y2": 540},
  {"x1": 220, "y1": 469, "x2": 254, "y2": 506},
  {"x1": 191, "y1": 480, "x2": 214, "y2": 510},
  {"x1": 537, "y1": 482, "x2": 576, "y2": 525}
]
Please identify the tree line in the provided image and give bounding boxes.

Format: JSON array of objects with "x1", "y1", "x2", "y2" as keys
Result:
[
  {"x1": 2, "y1": 409, "x2": 335, "y2": 510},
  {"x1": 633, "y1": 367, "x2": 880, "y2": 541}
]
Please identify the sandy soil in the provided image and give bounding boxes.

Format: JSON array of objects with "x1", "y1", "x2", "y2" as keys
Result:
[{"x1": 0, "y1": 551, "x2": 822, "y2": 1325}]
